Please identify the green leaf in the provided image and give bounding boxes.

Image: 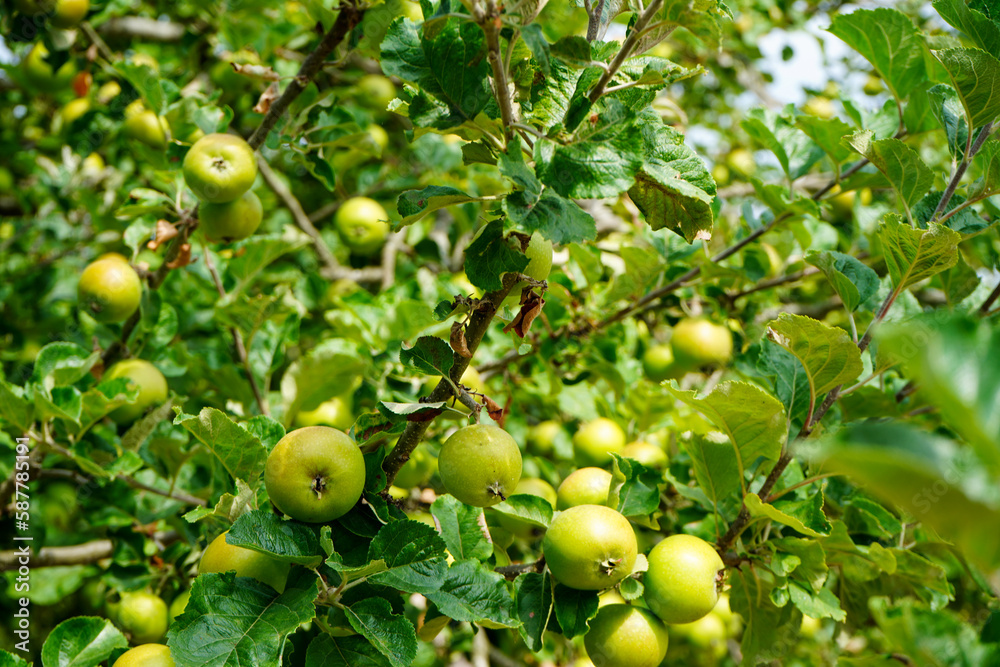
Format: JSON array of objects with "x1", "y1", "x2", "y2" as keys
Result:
[
  {"x1": 788, "y1": 582, "x2": 846, "y2": 621},
  {"x1": 0, "y1": 379, "x2": 35, "y2": 431},
  {"x1": 499, "y1": 138, "x2": 596, "y2": 244},
  {"x1": 744, "y1": 492, "x2": 833, "y2": 538},
  {"x1": 933, "y1": 0, "x2": 1000, "y2": 54},
  {"x1": 514, "y1": 572, "x2": 552, "y2": 650},
  {"x1": 771, "y1": 537, "x2": 830, "y2": 592},
  {"x1": 41, "y1": 617, "x2": 128, "y2": 667},
  {"x1": 280, "y1": 338, "x2": 368, "y2": 415},
  {"x1": 742, "y1": 107, "x2": 825, "y2": 181},
  {"x1": 227, "y1": 509, "x2": 324, "y2": 566},
  {"x1": 666, "y1": 381, "x2": 787, "y2": 488},
  {"x1": 607, "y1": 454, "x2": 662, "y2": 517},
  {"x1": 934, "y1": 48, "x2": 1000, "y2": 130},
  {"x1": 381, "y1": 18, "x2": 491, "y2": 123},
  {"x1": 431, "y1": 495, "x2": 493, "y2": 562},
  {"x1": 879, "y1": 313, "x2": 1000, "y2": 471},
  {"x1": 377, "y1": 401, "x2": 448, "y2": 423},
  {"x1": 344, "y1": 598, "x2": 418, "y2": 667},
  {"x1": 928, "y1": 84, "x2": 969, "y2": 160},
  {"x1": 167, "y1": 571, "x2": 318, "y2": 666},
  {"x1": 681, "y1": 432, "x2": 741, "y2": 507},
  {"x1": 30, "y1": 342, "x2": 99, "y2": 388},
  {"x1": 551, "y1": 585, "x2": 599, "y2": 638},
  {"x1": 764, "y1": 313, "x2": 864, "y2": 402},
  {"x1": 796, "y1": 115, "x2": 855, "y2": 164},
  {"x1": 520, "y1": 24, "x2": 551, "y2": 76},
  {"x1": 366, "y1": 519, "x2": 449, "y2": 594},
  {"x1": 396, "y1": 186, "x2": 483, "y2": 226},
  {"x1": 805, "y1": 250, "x2": 880, "y2": 312},
  {"x1": 828, "y1": 8, "x2": 928, "y2": 101},
  {"x1": 813, "y1": 421, "x2": 1000, "y2": 570},
  {"x1": 877, "y1": 215, "x2": 961, "y2": 290},
  {"x1": 938, "y1": 254, "x2": 981, "y2": 306},
  {"x1": 464, "y1": 219, "x2": 530, "y2": 291},
  {"x1": 629, "y1": 114, "x2": 716, "y2": 243},
  {"x1": 492, "y1": 494, "x2": 553, "y2": 532},
  {"x1": 913, "y1": 191, "x2": 990, "y2": 235},
  {"x1": 844, "y1": 132, "x2": 933, "y2": 214},
  {"x1": 534, "y1": 99, "x2": 644, "y2": 199},
  {"x1": 971, "y1": 139, "x2": 1000, "y2": 197},
  {"x1": 224, "y1": 226, "x2": 312, "y2": 296},
  {"x1": 870, "y1": 597, "x2": 999, "y2": 667},
  {"x1": 728, "y1": 564, "x2": 800, "y2": 665},
  {"x1": 400, "y1": 336, "x2": 454, "y2": 377},
  {"x1": 304, "y1": 634, "x2": 391, "y2": 667},
  {"x1": 425, "y1": 559, "x2": 519, "y2": 627},
  {"x1": 0, "y1": 650, "x2": 29, "y2": 667},
  {"x1": 172, "y1": 407, "x2": 267, "y2": 484}
]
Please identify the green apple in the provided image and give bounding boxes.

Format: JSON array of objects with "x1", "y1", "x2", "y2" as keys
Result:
[
  {"x1": 199, "y1": 190, "x2": 263, "y2": 242},
  {"x1": 642, "y1": 344, "x2": 675, "y2": 383},
  {"x1": 168, "y1": 590, "x2": 190, "y2": 623},
  {"x1": 527, "y1": 420, "x2": 562, "y2": 455},
  {"x1": 496, "y1": 477, "x2": 557, "y2": 538},
  {"x1": 800, "y1": 614, "x2": 821, "y2": 638},
  {"x1": 199, "y1": 530, "x2": 291, "y2": 593},
  {"x1": 117, "y1": 592, "x2": 168, "y2": 644},
  {"x1": 357, "y1": 74, "x2": 397, "y2": 110},
  {"x1": 334, "y1": 197, "x2": 390, "y2": 255},
  {"x1": 556, "y1": 467, "x2": 612, "y2": 510},
  {"x1": 23, "y1": 43, "x2": 77, "y2": 93},
  {"x1": 51, "y1": 0, "x2": 89, "y2": 28},
  {"x1": 505, "y1": 232, "x2": 554, "y2": 307},
  {"x1": 725, "y1": 148, "x2": 755, "y2": 177},
  {"x1": 123, "y1": 100, "x2": 169, "y2": 149},
  {"x1": 104, "y1": 359, "x2": 168, "y2": 423},
  {"x1": 542, "y1": 504, "x2": 637, "y2": 590},
  {"x1": 392, "y1": 444, "x2": 435, "y2": 489},
  {"x1": 112, "y1": 644, "x2": 174, "y2": 667},
  {"x1": 670, "y1": 318, "x2": 733, "y2": 371},
  {"x1": 438, "y1": 424, "x2": 522, "y2": 507},
  {"x1": 183, "y1": 133, "x2": 257, "y2": 203},
  {"x1": 294, "y1": 395, "x2": 354, "y2": 430},
  {"x1": 585, "y1": 604, "x2": 669, "y2": 667},
  {"x1": 644, "y1": 534, "x2": 725, "y2": 624},
  {"x1": 264, "y1": 426, "x2": 366, "y2": 523},
  {"x1": 572, "y1": 418, "x2": 626, "y2": 467},
  {"x1": 78, "y1": 254, "x2": 143, "y2": 323},
  {"x1": 671, "y1": 612, "x2": 727, "y2": 659},
  {"x1": 621, "y1": 441, "x2": 668, "y2": 469}
]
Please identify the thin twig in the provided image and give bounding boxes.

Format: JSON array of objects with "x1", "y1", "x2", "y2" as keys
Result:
[
  {"x1": 248, "y1": 4, "x2": 365, "y2": 151},
  {"x1": 477, "y1": 0, "x2": 515, "y2": 138},
  {"x1": 588, "y1": 0, "x2": 665, "y2": 104},
  {"x1": 931, "y1": 122, "x2": 994, "y2": 221},
  {"x1": 0, "y1": 532, "x2": 180, "y2": 572},
  {"x1": 204, "y1": 250, "x2": 270, "y2": 416}
]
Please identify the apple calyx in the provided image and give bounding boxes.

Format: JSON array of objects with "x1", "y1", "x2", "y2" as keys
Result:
[
  {"x1": 600, "y1": 556, "x2": 623, "y2": 576},
  {"x1": 311, "y1": 473, "x2": 327, "y2": 499},
  {"x1": 487, "y1": 481, "x2": 507, "y2": 502}
]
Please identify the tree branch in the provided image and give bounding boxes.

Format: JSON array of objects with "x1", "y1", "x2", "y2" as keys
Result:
[
  {"x1": 97, "y1": 16, "x2": 187, "y2": 41},
  {"x1": 588, "y1": 0, "x2": 665, "y2": 104},
  {"x1": 381, "y1": 275, "x2": 519, "y2": 485},
  {"x1": 248, "y1": 4, "x2": 365, "y2": 151},
  {"x1": 478, "y1": 1, "x2": 515, "y2": 138},
  {"x1": 0, "y1": 532, "x2": 180, "y2": 572},
  {"x1": 931, "y1": 122, "x2": 994, "y2": 221}
]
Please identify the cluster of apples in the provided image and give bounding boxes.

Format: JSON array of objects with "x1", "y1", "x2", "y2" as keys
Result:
[
  {"x1": 183, "y1": 133, "x2": 263, "y2": 243},
  {"x1": 642, "y1": 317, "x2": 734, "y2": 382}
]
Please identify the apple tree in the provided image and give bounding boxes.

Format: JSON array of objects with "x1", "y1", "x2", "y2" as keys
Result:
[{"x1": 1, "y1": 0, "x2": 1000, "y2": 665}]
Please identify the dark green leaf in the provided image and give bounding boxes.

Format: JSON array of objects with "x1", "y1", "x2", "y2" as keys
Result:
[
  {"x1": 227, "y1": 509, "x2": 324, "y2": 566},
  {"x1": 41, "y1": 617, "x2": 128, "y2": 667},
  {"x1": 551, "y1": 585, "x2": 599, "y2": 639},
  {"x1": 464, "y1": 219, "x2": 530, "y2": 291},
  {"x1": 431, "y1": 495, "x2": 493, "y2": 562},
  {"x1": 344, "y1": 598, "x2": 417, "y2": 667}
]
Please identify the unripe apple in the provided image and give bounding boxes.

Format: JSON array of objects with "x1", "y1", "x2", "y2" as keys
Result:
[
  {"x1": 116, "y1": 592, "x2": 168, "y2": 644},
  {"x1": 103, "y1": 359, "x2": 168, "y2": 423},
  {"x1": 505, "y1": 232, "x2": 553, "y2": 307},
  {"x1": 357, "y1": 74, "x2": 397, "y2": 110},
  {"x1": 264, "y1": 426, "x2": 366, "y2": 523},
  {"x1": 542, "y1": 504, "x2": 637, "y2": 590},
  {"x1": 496, "y1": 477, "x2": 557, "y2": 538},
  {"x1": 294, "y1": 395, "x2": 354, "y2": 431},
  {"x1": 392, "y1": 444, "x2": 435, "y2": 489},
  {"x1": 527, "y1": 420, "x2": 562, "y2": 455},
  {"x1": 669, "y1": 318, "x2": 733, "y2": 371},
  {"x1": 112, "y1": 644, "x2": 174, "y2": 667},
  {"x1": 584, "y1": 604, "x2": 669, "y2": 667},
  {"x1": 123, "y1": 101, "x2": 169, "y2": 149},
  {"x1": 556, "y1": 467, "x2": 612, "y2": 510},
  {"x1": 199, "y1": 531, "x2": 291, "y2": 593},
  {"x1": 23, "y1": 43, "x2": 77, "y2": 93},
  {"x1": 621, "y1": 441, "x2": 668, "y2": 469},
  {"x1": 572, "y1": 418, "x2": 626, "y2": 467},
  {"x1": 78, "y1": 254, "x2": 142, "y2": 323},
  {"x1": 644, "y1": 534, "x2": 725, "y2": 624},
  {"x1": 168, "y1": 590, "x2": 190, "y2": 623},
  {"x1": 438, "y1": 424, "x2": 522, "y2": 507},
  {"x1": 51, "y1": 0, "x2": 89, "y2": 28},
  {"x1": 183, "y1": 133, "x2": 258, "y2": 204},
  {"x1": 198, "y1": 190, "x2": 263, "y2": 242},
  {"x1": 334, "y1": 197, "x2": 390, "y2": 255},
  {"x1": 642, "y1": 343, "x2": 675, "y2": 382}
]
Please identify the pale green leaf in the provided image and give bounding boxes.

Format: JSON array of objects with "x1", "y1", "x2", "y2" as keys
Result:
[{"x1": 877, "y1": 215, "x2": 961, "y2": 290}]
